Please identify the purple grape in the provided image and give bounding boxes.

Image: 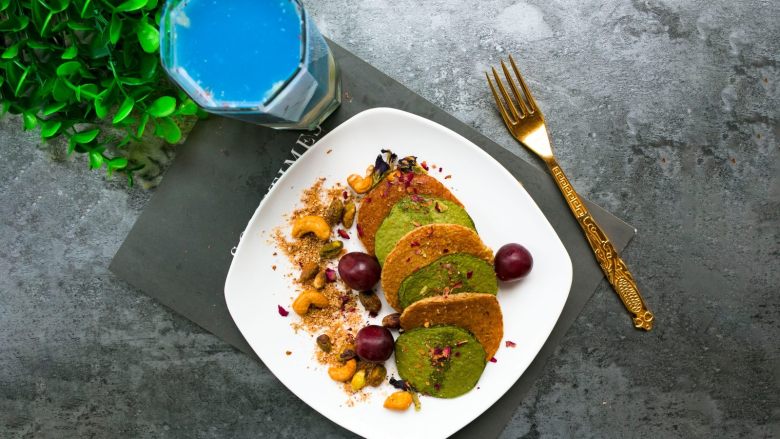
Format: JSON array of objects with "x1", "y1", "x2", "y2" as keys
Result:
[
  {"x1": 494, "y1": 243, "x2": 533, "y2": 281},
  {"x1": 356, "y1": 325, "x2": 394, "y2": 362},
  {"x1": 338, "y1": 252, "x2": 381, "y2": 290}
]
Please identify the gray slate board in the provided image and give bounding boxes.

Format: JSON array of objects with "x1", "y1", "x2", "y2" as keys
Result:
[{"x1": 110, "y1": 41, "x2": 635, "y2": 438}]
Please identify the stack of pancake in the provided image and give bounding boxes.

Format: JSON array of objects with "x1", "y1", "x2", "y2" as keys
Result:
[{"x1": 357, "y1": 169, "x2": 504, "y2": 398}]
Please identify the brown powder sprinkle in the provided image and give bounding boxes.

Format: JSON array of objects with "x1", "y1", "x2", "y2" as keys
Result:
[{"x1": 272, "y1": 179, "x2": 363, "y2": 370}]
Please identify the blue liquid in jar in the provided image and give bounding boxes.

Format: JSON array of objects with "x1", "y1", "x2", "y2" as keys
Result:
[{"x1": 166, "y1": 0, "x2": 304, "y2": 108}]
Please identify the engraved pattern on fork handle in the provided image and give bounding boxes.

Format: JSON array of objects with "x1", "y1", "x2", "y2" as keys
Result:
[{"x1": 549, "y1": 164, "x2": 654, "y2": 330}]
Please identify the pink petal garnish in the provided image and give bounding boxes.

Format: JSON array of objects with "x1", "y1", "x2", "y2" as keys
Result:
[
  {"x1": 489, "y1": 357, "x2": 497, "y2": 363},
  {"x1": 466, "y1": 271, "x2": 473, "y2": 279},
  {"x1": 325, "y1": 268, "x2": 337, "y2": 282},
  {"x1": 277, "y1": 305, "x2": 289, "y2": 317},
  {"x1": 505, "y1": 341, "x2": 517, "y2": 348},
  {"x1": 337, "y1": 229, "x2": 350, "y2": 239}
]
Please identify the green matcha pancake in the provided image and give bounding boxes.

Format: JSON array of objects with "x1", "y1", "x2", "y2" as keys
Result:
[
  {"x1": 397, "y1": 253, "x2": 498, "y2": 309},
  {"x1": 395, "y1": 326, "x2": 487, "y2": 398},
  {"x1": 374, "y1": 196, "x2": 475, "y2": 265}
]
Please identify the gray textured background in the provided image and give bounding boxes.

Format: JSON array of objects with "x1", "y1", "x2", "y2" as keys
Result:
[{"x1": 1, "y1": 0, "x2": 778, "y2": 438}]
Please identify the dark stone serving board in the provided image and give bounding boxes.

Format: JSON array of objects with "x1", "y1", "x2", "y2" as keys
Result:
[{"x1": 110, "y1": 41, "x2": 636, "y2": 438}]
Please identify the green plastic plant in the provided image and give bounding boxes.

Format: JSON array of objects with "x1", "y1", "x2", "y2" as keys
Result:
[{"x1": 0, "y1": 0, "x2": 204, "y2": 184}]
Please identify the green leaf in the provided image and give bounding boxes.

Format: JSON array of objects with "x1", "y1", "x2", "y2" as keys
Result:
[
  {"x1": 52, "y1": 78, "x2": 72, "y2": 101},
  {"x1": 26, "y1": 41, "x2": 50, "y2": 49},
  {"x1": 43, "y1": 0, "x2": 71, "y2": 13},
  {"x1": 0, "y1": 76, "x2": 4, "y2": 88},
  {"x1": 155, "y1": 117, "x2": 181, "y2": 143},
  {"x1": 80, "y1": 0, "x2": 92, "y2": 17},
  {"x1": 137, "y1": 20, "x2": 160, "y2": 53},
  {"x1": 22, "y1": 112, "x2": 38, "y2": 130},
  {"x1": 107, "y1": 156, "x2": 128, "y2": 172},
  {"x1": 147, "y1": 96, "x2": 175, "y2": 117},
  {"x1": 113, "y1": 96, "x2": 134, "y2": 124},
  {"x1": 61, "y1": 45, "x2": 77, "y2": 59},
  {"x1": 177, "y1": 98, "x2": 198, "y2": 116},
  {"x1": 116, "y1": 0, "x2": 148, "y2": 12},
  {"x1": 88, "y1": 150, "x2": 103, "y2": 169},
  {"x1": 94, "y1": 90, "x2": 109, "y2": 118},
  {"x1": 137, "y1": 113, "x2": 149, "y2": 137},
  {"x1": 66, "y1": 21, "x2": 93, "y2": 31},
  {"x1": 14, "y1": 66, "x2": 32, "y2": 96},
  {"x1": 0, "y1": 16, "x2": 30, "y2": 32},
  {"x1": 0, "y1": 0, "x2": 11, "y2": 11},
  {"x1": 78, "y1": 83, "x2": 99, "y2": 100},
  {"x1": 40, "y1": 120, "x2": 62, "y2": 138},
  {"x1": 109, "y1": 13, "x2": 122, "y2": 45},
  {"x1": 56, "y1": 61, "x2": 81, "y2": 76},
  {"x1": 42, "y1": 101, "x2": 67, "y2": 115},
  {"x1": 40, "y1": 11, "x2": 54, "y2": 35},
  {"x1": 2, "y1": 41, "x2": 21, "y2": 59},
  {"x1": 73, "y1": 128, "x2": 100, "y2": 144}
]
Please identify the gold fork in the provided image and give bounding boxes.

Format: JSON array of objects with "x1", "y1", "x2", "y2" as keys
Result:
[{"x1": 486, "y1": 55, "x2": 654, "y2": 331}]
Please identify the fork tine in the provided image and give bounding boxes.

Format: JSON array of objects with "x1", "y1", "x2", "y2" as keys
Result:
[
  {"x1": 490, "y1": 66, "x2": 519, "y2": 122},
  {"x1": 508, "y1": 54, "x2": 538, "y2": 112},
  {"x1": 500, "y1": 60, "x2": 529, "y2": 117},
  {"x1": 485, "y1": 72, "x2": 512, "y2": 127}
]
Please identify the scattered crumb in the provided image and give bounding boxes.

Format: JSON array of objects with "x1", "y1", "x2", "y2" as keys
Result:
[
  {"x1": 272, "y1": 265, "x2": 277, "y2": 271},
  {"x1": 444, "y1": 175, "x2": 452, "y2": 179},
  {"x1": 326, "y1": 149, "x2": 333, "y2": 154},
  {"x1": 286, "y1": 351, "x2": 292, "y2": 356}
]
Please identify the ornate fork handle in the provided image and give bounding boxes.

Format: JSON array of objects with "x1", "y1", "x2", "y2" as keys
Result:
[{"x1": 548, "y1": 161, "x2": 654, "y2": 330}]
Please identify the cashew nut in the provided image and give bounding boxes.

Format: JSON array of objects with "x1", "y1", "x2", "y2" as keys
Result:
[
  {"x1": 328, "y1": 358, "x2": 357, "y2": 382},
  {"x1": 291, "y1": 215, "x2": 331, "y2": 240},
  {"x1": 291, "y1": 290, "x2": 329, "y2": 316},
  {"x1": 383, "y1": 391, "x2": 413, "y2": 410},
  {"x1": 347, "y1": 165, "x2": 374, "y2": 194}
]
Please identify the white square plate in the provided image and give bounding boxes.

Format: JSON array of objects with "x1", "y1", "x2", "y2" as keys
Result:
[{"x1": 225, "y1": 108, "x2": 572, "y2": 439}]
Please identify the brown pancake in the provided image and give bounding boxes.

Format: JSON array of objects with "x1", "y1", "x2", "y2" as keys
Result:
[
  {"x1": 381, "y1": 224, "x2": 494, "y2": 311},
  {"x1": 400, "y1": 293, "x2": 503, "y2": 360},
  {"x1": 357, "y1": 171, "x2": 462, "y2": 255}
]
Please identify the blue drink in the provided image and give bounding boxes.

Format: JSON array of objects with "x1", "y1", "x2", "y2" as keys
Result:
[{"x1": 160, "y1": 0, "x2": 341, "y2": 129}]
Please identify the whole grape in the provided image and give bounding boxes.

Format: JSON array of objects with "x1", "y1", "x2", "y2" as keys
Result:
[
  {"x1": 494, "y1": 243, "x2": 533, "y2": 281},
  {"x1": 355, "y1": 325, "x2": 394, "y2": 362},
  {"x1": 338, "y1": 252, "x2": 381, "y2": 290}
]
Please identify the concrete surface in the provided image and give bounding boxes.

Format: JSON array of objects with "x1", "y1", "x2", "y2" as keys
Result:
[{"x1": 1, "y1": 0, "x2": 778, "y2": 437}]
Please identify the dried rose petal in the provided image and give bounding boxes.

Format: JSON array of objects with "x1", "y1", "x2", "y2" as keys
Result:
[
  {"x1": 489, "y1": 357, "x2": 497, "y2": 363},
  {"x1": 442, "y1": 346, "x2": 452, "y2": 358},
  {"x1": 421, "y1": 161, "x2": 429, "y2": 171},
  {"x1": 466, "y1": 271, "x2": 474, "y2": 279},
  {"x1": 410, "y1": 241, "x2": 420, "y2": 247},
  {"x1": 325, "y1": 268, "x2": 337, "y2": 282},
  {"x1": 342, "y1": 190, "x2": 348, "y2": 199},
  {"x1": 505, "y1": 341, "x2": 517, "y2": 348},
  {"x1": 356, "y1": 224, "x2": 364, "y2": 238},
  {"x1": 277, "y1": 305, "x2": 289, "y2": 317},
  {"x1": 337, "y1": 229, "x2": 350, "y2": 239},
  {"x1": 434, "y1": 383, "x2": 441, "y2": 390},
  {"x1": 438, "y1": 167, "x2": 443, "y2": 173}
]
